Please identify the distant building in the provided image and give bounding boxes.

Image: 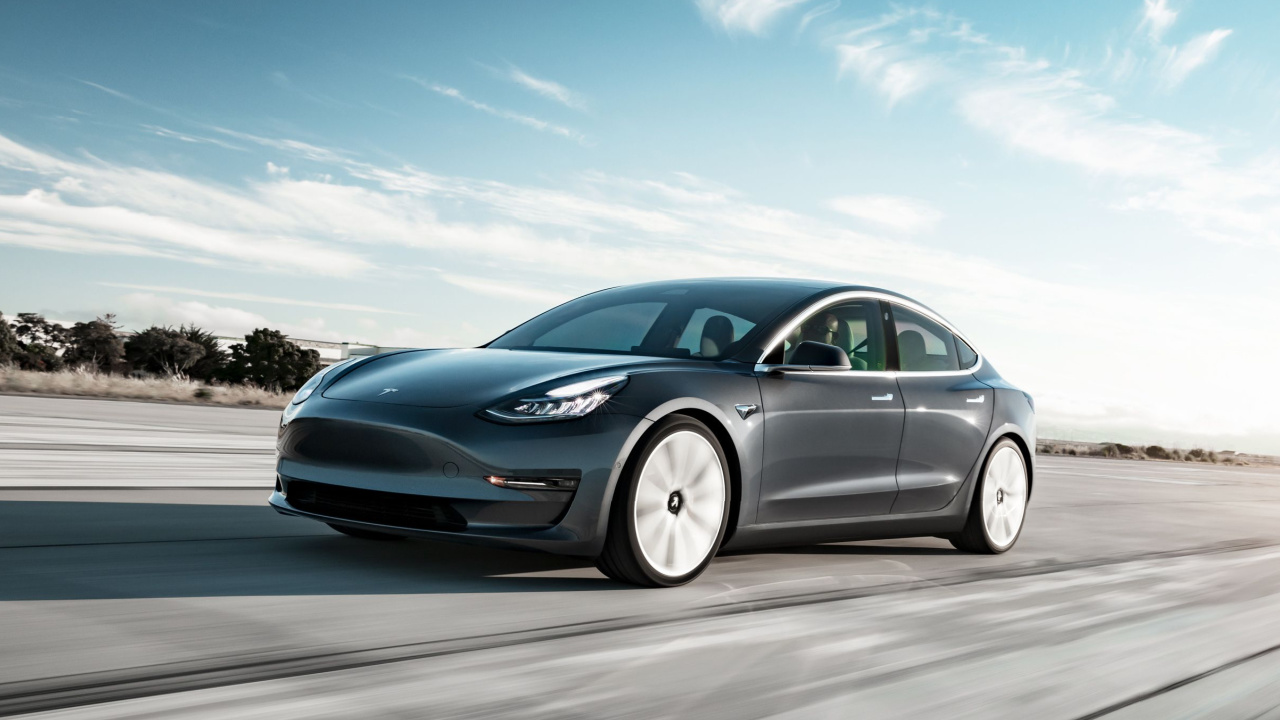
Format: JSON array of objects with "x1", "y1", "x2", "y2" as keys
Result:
[{"x1": 212, "y1": 336, "x2": 415, "y2": 366}]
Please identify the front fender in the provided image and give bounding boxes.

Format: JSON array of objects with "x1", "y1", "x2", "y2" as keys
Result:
[{"x1": 592, "y1": 367, "x2": 766, "y2": 543}]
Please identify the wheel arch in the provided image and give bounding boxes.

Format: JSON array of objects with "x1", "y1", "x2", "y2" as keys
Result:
[{"x1": 599, "y1": 399, "x2": 746, "y2": 547}]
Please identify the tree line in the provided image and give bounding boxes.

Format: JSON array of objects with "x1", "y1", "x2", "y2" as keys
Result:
[{"x1": 0, "y1": 312, "x2": 321, "y2": 392}]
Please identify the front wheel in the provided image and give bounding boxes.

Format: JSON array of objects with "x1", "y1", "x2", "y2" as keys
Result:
[
  {"x1": 596, "y1": 416, "x2": 731, "y2": 587},
  {"x1": 951, "y1": 439, "x2": 1029, "y2": 554}
]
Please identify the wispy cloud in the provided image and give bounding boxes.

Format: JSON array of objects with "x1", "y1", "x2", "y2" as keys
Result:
[
  {"x1": 827, "y1": 194, "x2": 942, "y2": 233},
  {"x1": 505, "y1": 66, "x2": 588, "y2": 111},
  {"x1": 1140, "y1": 0, "x2": 1178, "y2": 42},
  {"x1": 797, "y1": 0, "x2": 839, "y2": 33},
  {"x1": 269, "y1": 70, "x2": 353, "y2": 109},
  {"x1": 826, "y1": 7, "x2": 1272, "y2": 248},
  {"x1": 99, "y1": 283, "x2": 414, "y2": 315},
  {"x1": 837, "y1": 40, "x2": 941, "y2": 107},
  {"x1": 76, "y1": 79, "x2": 137, "y2": 102},
  {"x1": 695, "y1": 0, "x2": 810, "y2": 36},
  {"x1": 142, "y1": 125, "x2": 246, "y2": 151},
  {"x1": 400, "y1": 76, "x2": 588, "y2": 144},
  {"x1": 1160, "y1": 28, "x2": 1231, "y2": 88}
]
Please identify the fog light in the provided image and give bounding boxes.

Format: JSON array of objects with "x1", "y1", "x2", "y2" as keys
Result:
[{"x1": 485, "y1": 476, "x2": 579, "y2": 490}]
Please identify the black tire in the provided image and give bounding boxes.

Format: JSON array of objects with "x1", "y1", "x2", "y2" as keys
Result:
[
  {"x1": 595, "y1": 415, "x2": 732, "y2": 587},
  {"x1": 951, "y1": 438, "x2": 1028, "y2": 554},
  {"x1": 327, "y1": 523, "x2": 405, "y2": 541}
]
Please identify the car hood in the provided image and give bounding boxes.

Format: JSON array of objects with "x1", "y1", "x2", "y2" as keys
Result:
[{"x1": 321, "y1": 348, "x2": 666, "y2": 408}]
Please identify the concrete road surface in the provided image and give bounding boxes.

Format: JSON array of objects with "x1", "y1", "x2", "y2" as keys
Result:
[{"x1": 2, "y1": 394, "x2": 1280, "y2": 718}]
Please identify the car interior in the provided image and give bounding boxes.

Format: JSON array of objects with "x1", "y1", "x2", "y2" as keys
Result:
[{"x1": 782, "y1": 302, "x2": 886, "y2": 370}]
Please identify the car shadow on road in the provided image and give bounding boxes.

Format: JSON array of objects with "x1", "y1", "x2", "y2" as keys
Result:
[
  {"x1": 767, "y1": 543, "x2": 959, "y2": 556},
  {"x1": 0, "y1": 500, "x2": 614, "y2": 600}
]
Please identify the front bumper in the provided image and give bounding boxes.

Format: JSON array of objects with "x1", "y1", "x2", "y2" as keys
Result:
[{"x1": 271, "y1": 396, "x2": 648, "y2": 556}]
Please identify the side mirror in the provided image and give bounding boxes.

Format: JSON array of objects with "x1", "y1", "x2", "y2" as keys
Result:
[{"x1": 770, "y1": 341, "x2": 852, "y2": 373}]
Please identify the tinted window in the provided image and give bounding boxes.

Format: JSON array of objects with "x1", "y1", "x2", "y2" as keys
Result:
[
  {"x1": 780, "y1": 300, "x2": 887, "y2": 371},
  {"x1": 675, "y1": 308, "x2": 755, "y2": 358},
  {"x1": 490, "y1": 282, "x2": 812, "y2": 359},
  {"x1": 955, "y1": 336, "x2": 979, "y2": 369},
  {"x1": 533, "y1": 302, "x2": 664, "y2": 351},
  {"x1": 892, "y1": 304, "x2": 960, "y2": 372}
]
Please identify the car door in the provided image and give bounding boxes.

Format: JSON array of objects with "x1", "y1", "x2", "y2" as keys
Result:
[
  {"x1": 888, "y1": 302, "x2": 994, "y2": 513},
  {"x1": 756, "y1": 299, "x2": 905, "y2": 523}
]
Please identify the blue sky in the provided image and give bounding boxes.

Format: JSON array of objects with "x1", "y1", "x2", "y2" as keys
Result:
[{"x1": 1, "y1": 0, "x2": 1278, "y2": 452}]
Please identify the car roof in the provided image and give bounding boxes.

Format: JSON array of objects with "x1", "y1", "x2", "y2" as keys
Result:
[
  {"x1": 615, "y1": 276, "x2": 868, "y2": 293},
  {"x1": 612, "y1": 277, "x2": 914, "y2": 303}
]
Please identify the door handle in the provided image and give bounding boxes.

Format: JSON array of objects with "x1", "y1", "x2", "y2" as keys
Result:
[
  {"x1": 871, "y1": 393, "x2": 894, "y2": 401},
  {"x1": 966, "y1": 395, "x2": 985, "y2": 403}
]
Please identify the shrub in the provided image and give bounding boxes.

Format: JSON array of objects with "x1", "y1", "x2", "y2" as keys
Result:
[
  {"x1": 126, "y1": 326, "x2": 207, "y2": 377},
  {"x1": 10, "y1": 313, "x2": 68, "y2": 372},
  {"x1": 63, "y1": 315, "x2": 125, "y2": 373},
  {"x1": 0, "y1": 312, "x2": 19, "y2": 366},
  {"x1": 217, "y1": 328, "x2": 320, "y2": 392},
  {"x1": 1145, "y1": 445, "x2": 1171, "y2": 460},
  {"x1": 178, "y1": 325, "x2": 227, "y2": 381}
]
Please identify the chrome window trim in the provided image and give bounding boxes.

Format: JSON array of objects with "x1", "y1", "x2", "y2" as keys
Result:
[{"x1": 754, "y1": 290, "x2": 984, "y2": 378}]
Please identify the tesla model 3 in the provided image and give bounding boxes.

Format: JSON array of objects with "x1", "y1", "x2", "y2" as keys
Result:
[{"x1": 270, "y1": 278, "x2": 1035, "y2": 587}]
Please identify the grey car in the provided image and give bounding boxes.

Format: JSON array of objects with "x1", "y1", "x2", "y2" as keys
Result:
[{"x1": 270, "y1": 278, "x2": 1035, "y2": 587}]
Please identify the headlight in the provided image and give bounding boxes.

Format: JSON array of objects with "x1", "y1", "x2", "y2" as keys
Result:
[
  {"x1": 291, "y1": 358, "x2": 356, "y2": 405},
  {"x1": 281, "y1": 358, "x2": 357, "y2": 427},
  {"x1": 483, "y1": 375, "x2": 628, "y2": 423}
]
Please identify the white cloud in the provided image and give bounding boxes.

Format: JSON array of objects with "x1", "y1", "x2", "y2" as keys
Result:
[
  {"x1": 798, "y1": 0, "x2": 839, "y2": 33},
  {"x1": 838, "y1": 41, "x2": 940, "y2": 106},
  {"x1": 266, "y1": 161, "x2": 289, "y2": 175},
  {"x1": 401, "y1": 77, "x2": 588, "y2": 145},
  {"x1": 1140, "y1": 0, "x2": 1178, "y2": 42},
  {"x1": 435, "y1": 272, "x2": 577, "y2": 307},
  {"x1": 827, "y1": 10, "x2": 1274, "y2": 249},
  {"x1": 696, "y1": 0, "x2": 810, "y2": 36},
  {"x1": 115, "y1": 292, "x2": 321, "y2": 338},
  {"x1": 1160, "y1": 28, "x2": 1231, "y2": 87},
  {"x1": 827, "y1": 194, "x2": 942, "y2": 233},
  {"x1": 506, "y1": 67, "x2": 587, "y2": 111},
  {"x1": 4, "y1": 119, "x2": 1277, "y2": 448},
  {"x1": 99, "y1": 283, "x2": 413, "y2": 315}
]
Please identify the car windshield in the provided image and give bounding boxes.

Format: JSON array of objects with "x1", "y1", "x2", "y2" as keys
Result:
[{"x1": 487, "y1": 283, "x2": 812, "y2": 360}]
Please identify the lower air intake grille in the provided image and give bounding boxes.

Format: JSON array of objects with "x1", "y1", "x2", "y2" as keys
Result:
[{"x1": 286, "y1": 480, "x2": 467, "y2": 532}]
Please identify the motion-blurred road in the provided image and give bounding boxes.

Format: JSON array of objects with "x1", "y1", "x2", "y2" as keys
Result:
[{"x1": 3, "y1": 394, "x2": 1280, "y2": 719}]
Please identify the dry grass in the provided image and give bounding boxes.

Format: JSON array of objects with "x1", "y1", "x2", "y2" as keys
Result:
[
  {"x1": 1035, "y1": 439, "x2": 1271, "y2": 466},
  {"x1": 0, "y1": 367, "x2": 289, "y2": 409}
]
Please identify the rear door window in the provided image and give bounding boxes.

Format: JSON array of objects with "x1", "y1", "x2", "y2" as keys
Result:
[{"x1": 891, "y1": 304, "x2": 960, "y2": 372}]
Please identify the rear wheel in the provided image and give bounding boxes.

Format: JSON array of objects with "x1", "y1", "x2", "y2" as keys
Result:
[
  {"x1": 596, "y1": 416, "x2": 730, "y2": 587},
  {"x1": 327, "y1": 523, "x2": 405, "y2": 541},
  {"x1": 951, "y1": 439, "x2": 1028, "y2": 554}
]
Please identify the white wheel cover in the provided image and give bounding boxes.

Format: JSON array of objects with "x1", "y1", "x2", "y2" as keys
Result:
[
  {"x1": 633, "y1": 430, "x2": 726, "y2": 577},
  {"x1": 982, "y1": 446, "x2": 1028, "y2": 549}
]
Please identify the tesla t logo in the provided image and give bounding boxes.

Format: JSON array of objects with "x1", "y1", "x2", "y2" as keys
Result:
[{"x1": 377, "y1": 388, "x2": 399, "y2": 396}]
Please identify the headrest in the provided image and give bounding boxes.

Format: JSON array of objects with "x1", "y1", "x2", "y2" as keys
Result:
[
  {"x1": 898, "y1": 330, "x2": 926, "y2": 368},
  {"x1": 700, "y1": 315, "x2": 735, "y2": 357}
]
